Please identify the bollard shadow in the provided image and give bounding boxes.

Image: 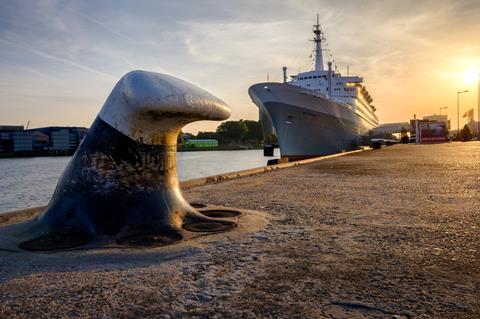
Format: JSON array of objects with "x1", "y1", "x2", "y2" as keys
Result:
[{"x1": 0, "y1": 243, "x2": 201, "y2": 283}]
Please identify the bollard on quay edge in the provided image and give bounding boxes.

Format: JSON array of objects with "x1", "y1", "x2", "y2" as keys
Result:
[{"x1": 10, "y1": 70, "x2": 238, "y2": 251}]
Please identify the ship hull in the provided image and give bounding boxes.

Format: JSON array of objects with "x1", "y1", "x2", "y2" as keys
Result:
[{"x1": 249, "y1": 82, "x2": 377, "y2": 159}]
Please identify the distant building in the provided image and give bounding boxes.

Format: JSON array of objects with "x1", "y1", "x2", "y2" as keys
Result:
[
  {"x1": 410, "y1": 118, "x2": 447, "y2": 144},
  {"x1": 184, "y1": 139, "x2": 219, "y2": 148},
  {"x1": 178, "y1": 132, "x2": 194, "y2": 144},
  {"x1": 0, "y1": 125, "x2": 89, "y2": 153},
  {"x1": 51, "y1": 129, "x2": 70, "y2": 150},
  {"x1": 422, "y1": 114, "x2": 450, "y2": 131},
  {"x1": 32, "y1": 126, "x2": 89, "y2": 151},
  {"x1": 0, "y1": 125, "x2": 32, "y2": 152},
  {"x1": 0, "y1": 125, "x2": 23, "y2": 132},
  {"x1": 373, "y1": 122, "x2": 413, "y2": 136},
  {"x1": 32, "y1": 131, "x2": 49, "y2": 150},
  {"x1": 11, "y1": 131, "x2": 33, "y2": 151},
  {"x1": 0, "y1": 132, "x2": 12, "y2": 152}
]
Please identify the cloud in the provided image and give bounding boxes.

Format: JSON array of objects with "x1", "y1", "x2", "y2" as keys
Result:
[
  {"x1": 65, "y1": 7, "x2": 132, "y2": 41},
  {"x1": 182, "y1": 21, "x2": 297, "y2": 67},
  {"x1": 1, "y1": 0, "x2": 480, "y2": 129},
  {"x1": 0, "y1": 37, "x2": 116, "y2": 81}
]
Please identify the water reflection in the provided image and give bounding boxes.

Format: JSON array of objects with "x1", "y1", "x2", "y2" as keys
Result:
[{"x1": 0, "y1": 149, "x2": 278, "y2": 212}]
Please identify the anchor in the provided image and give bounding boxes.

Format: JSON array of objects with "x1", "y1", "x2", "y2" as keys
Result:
[{"x1": 19, "y1": 70, "x2": 237, "y2": 251}]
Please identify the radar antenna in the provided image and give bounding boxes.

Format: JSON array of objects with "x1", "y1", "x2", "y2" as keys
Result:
[{"x1": 312, "y1": 13, "x2": 325, "y2": 71}]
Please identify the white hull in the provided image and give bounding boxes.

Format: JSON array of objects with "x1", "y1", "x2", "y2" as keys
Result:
[{"x1": 249, "y1": 82, "x2": 378, "y2": 158}]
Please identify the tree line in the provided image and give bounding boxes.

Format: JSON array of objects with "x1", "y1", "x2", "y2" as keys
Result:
[{"x1": 192, "y1": 120, "x2": 275, "y2": 146}]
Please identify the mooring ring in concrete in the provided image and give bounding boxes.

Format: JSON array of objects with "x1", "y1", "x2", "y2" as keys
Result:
[
  {"x1": 199, "y1": 209, "x2": 242, "y2": 218},
  {"x1": 18, "y1": 227, "x2": 94, "y2": 251},
  {"x1": 183, "y1": 220, "x2": 238, "y2": 232},
  {"x1": 190, "y1": 203, "x2": 208, "y2": 209}
]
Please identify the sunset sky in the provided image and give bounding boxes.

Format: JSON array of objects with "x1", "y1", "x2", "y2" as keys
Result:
[{"x1": 1, "y1": 0, "x2": 479, "y2": 133}]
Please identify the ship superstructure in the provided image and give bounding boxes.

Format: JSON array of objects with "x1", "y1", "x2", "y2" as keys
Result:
[{"x1": 249, "y1": 15, "x2": 379, "y2": 159}]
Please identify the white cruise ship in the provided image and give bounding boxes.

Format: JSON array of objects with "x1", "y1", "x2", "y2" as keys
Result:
[{"x1": 249, "y1": 16, "x2": 379, "y2": 160}]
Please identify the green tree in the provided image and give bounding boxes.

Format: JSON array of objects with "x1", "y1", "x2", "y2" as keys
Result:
[
  {"x1": 216, "y1": 120, "x2": 248, "y2": 145},
  {"x1": 243, "y1": 120, "x2": 264, "y2": 145},
  {"x1": 459, "y1": 124, "x2": 473, "y2": 141}
]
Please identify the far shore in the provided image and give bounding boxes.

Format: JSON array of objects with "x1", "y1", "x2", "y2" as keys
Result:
[{"x1": 0, "y1": 145, "x2": 265, "y2": 159}]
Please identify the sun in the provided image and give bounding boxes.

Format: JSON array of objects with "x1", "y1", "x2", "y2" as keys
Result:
[{"x1": 463, "y1": 69, "x2": 479, "y2": 84}]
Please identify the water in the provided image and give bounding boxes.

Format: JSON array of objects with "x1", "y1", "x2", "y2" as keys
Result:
[{"x1": 0, "y1": 149, "x2": 278, "y2": 213}]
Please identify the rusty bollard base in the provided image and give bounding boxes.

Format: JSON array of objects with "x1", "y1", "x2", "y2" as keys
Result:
[
  {"x1": 0, "y1": 70, "x2": 243, "y2": 252},
  {"x1": 15, "y1": 118, "x2": 238, "y2": 251}
]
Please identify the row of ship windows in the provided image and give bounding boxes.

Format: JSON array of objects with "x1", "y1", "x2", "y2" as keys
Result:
[
  {"x1": 297, "y1": 75, "x2": 327, "y2": 80},
  {"x1": 305, "y1": 85, "x2": 356, "y2": 92},
  {"x1": 298, "y1": 77, "x2": 350, "y2": 87},
  {"x1": 312, "y1": 90, "x2": 357, "y2": 99}
]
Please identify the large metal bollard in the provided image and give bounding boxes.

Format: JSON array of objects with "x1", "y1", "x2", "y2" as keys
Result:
[{"x1": 20, "y1": 70, "x2": 236, "y2": 251}]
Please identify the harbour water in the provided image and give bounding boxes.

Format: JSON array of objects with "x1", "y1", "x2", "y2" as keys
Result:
[{"x1": 0, "y1": 149, "x2": 278, "y2": 213}]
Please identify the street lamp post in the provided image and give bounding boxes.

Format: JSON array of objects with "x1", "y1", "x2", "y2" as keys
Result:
[
  {"x1": 478, "y1": 74, "x2": 480, "y2": 137},
  {"x1": 457, "y1": 90, "x2": 468, "y2": 137},
  {"x1": 439, "y1": 107, "x2": 447, "y2": 115}
]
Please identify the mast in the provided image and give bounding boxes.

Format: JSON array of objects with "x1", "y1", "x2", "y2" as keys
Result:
[{"x1": 313, "y1": 14, "x2": 324, "y2": 71}]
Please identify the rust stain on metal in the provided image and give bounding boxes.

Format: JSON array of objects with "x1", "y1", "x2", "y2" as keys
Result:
[
  {"x1": 148, "y1": 132, "x2": 162, "y2": 145},
  {"x1": 5, "y1": 71, "x2": 240, "y2": 250}
]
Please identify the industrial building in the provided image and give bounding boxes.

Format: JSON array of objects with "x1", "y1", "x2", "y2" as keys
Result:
[
  {"x1": 409, "y1": 114, "x2": 451, "y2": 144},
  {"x1": 372, "y1": 114, "x2": 451, "y2": 145},
  {"x1": 0, "y1": 125, "x2": 88, "y2": 155},
  {"x1": 11, "y1": 131, "x2": 33, "y2": 152},
  {"x1": 422, "y1": 114, "x2": 451, "y2": 131},
  {"x1": 32, "y1": 131, "x2": 49, "y2": 150},
  {"x1": 33, "y1": 126, "x2": 88, "y2": 151},
  {"x1": 0, "y1": 126, "x2": 32, "y2": 152}
]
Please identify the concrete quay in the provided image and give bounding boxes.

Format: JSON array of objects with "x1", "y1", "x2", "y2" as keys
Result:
[{"x1": 1, "y1": 142, "x2": 479, "y2": 318}]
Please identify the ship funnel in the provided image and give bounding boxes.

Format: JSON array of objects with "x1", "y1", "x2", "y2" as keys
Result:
[
  {"x1": 18, "y1": 70, "x2": 237, "y2": 251},
  {"x1": 282, "y1": 66, "x2": 287, "y2": 84}
]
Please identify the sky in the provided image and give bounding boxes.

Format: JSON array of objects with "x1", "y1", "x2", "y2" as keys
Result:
[{"x1": 0, "y1": 0, "x2": 479, "y2": 133}]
